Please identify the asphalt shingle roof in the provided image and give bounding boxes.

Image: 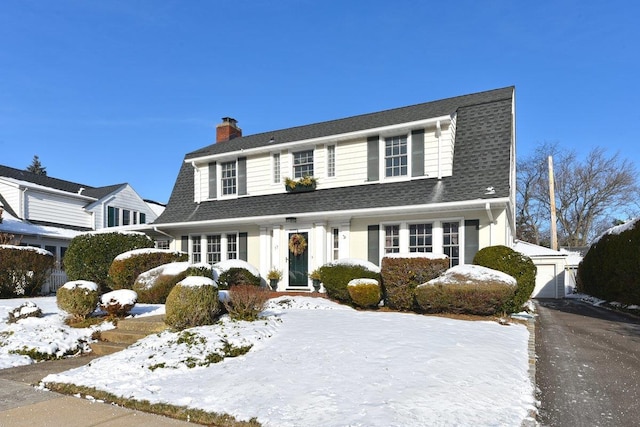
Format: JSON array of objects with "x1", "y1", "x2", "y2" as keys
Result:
[{"x1": 156, "y1": 87, "x2": 514, "y2": 225}]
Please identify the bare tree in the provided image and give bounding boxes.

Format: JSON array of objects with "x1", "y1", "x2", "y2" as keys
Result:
[{"x1": 517, "y1": 142, "x2": 638, "y2": 247}]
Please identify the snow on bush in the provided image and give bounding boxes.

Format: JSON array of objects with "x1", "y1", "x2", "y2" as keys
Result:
[
  {"x1": 114, "y1": 248, "x2": 185, "y2": 262},
  {"x1": 100, "y1": 289, "x2": 137, "y2": 317},
  {"x1": 0, "y1": 244, "x2": 52, "y2": 257},
  {"x1": 213, "y1": 259, "x2": 260, "y2": 277},
  {"x1": 165, "y1": 280, "x2": 220, "y2": 330},
  {"x1": 57, "y1": 280, "x2": 100, "y2": 320},
  {"x1": 424, "y1": 265, "x2": 517, "y2": 287},
  {"x1": 8, "y1": 301, "x2": 42, "y2": 323},
  {"x1": 179, "y1": 276, "x2": 217, "y2": 288},
  {"x1": 347, "y1": 278, "x2": 381, "y2": 308},
  {"x1": 326, "y1": 257, "x2": 381, "y2": 273}
]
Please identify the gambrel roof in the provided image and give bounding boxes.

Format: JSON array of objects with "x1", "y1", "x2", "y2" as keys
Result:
[{"x1": 156, "y1": 87, "x2": 515, "y2": 225}]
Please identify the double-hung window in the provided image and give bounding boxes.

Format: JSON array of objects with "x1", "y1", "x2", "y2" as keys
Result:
[
  {"x1": 192, "y1": 238, "x2": 202, "y2": 263},
  {"x1": 221, "y1": 161, "x2": 237, "y2": 195},
  {"x1": 443, "y1": 222, "x2": 460, "y2": 266},
  {"x1": 327, "y1": 145, "x2": 336, "y2": 177},
  {"x1": 273, "y1": 153, "x2": 281, "y2": 183},
  {"x1": 384, "y1": 225, "x2": 400, "y2": 253},
  {"x1": 207, "y1": 235, "x2": 222, "y2": 264},
  {"x1": 227, "y1": 234, "x2": 238, "y2": 259},
  {"x1": 385, "y1": 135, "x2": 408, "y2": 177},
  {"x1": 409, "y1": 223, "x2": 433, "y2": 252},
  {"x1": 293, "y1": 150, "x2": 314, "y2": 178}
]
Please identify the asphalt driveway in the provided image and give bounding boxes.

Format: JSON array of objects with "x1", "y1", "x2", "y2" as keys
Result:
[{"x1": 535, "y1": 298, "x2": 640, "y2": 426}]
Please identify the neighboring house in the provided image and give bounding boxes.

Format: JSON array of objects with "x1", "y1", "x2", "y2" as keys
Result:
[
  {"x1": 514, "y1": 240, "x2": 572, "y2": 299},
  {"x1": 145, "y1": 87, "x2": 517, "y2": 291},
  {"x1": 0, "y1": 164, "x2": 163, "y2": 293}
]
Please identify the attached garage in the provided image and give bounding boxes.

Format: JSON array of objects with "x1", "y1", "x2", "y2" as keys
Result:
[{"x1": 514, "y1": 241, "x2": 568, "y2": 299}]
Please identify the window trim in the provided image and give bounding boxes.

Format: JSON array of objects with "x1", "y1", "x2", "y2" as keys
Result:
[
  {"x1": 327, "y1": 145, "x2": 336, "y2": 178},
  {"x1": 292, "y1": 149, "x2": 314, "y2": 179},
  {"x1": 383, "y1": 134, "x2": 409, "y2": 179},
  {"x1": 220, "y1": 160, "x2": 237, "y2": 196},
  {"x1": 273, "y1": 153, "x2": 281, "y2": 184}
]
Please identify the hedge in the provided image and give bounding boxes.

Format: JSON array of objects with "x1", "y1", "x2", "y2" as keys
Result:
[
  {"x1": 165, "y1": 277, "x2": 219, "y2": 330},
  {"x1": 317, "y1": 259, "x2": 381, "y2": 304},
  {"x1": 108, "y1": 249, "x2": 187, "y2": 290},
  {"x1": 347, "y1": 279, "x2": 381, "y2": 308},
  {"x1": 0, "y1": 245, "x2": 54, "y2": 298}
]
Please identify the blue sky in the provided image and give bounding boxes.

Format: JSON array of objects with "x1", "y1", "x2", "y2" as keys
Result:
[{"x1": 1, "y1": 0, "x2": 638, "y2": 203}]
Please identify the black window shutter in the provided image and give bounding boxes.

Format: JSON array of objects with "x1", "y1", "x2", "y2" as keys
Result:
[
  {"x1": 464, "y1": 220, "x2": 480, "y2": 264},
  {"x1": 208, "y1": 162, "x2": 217, "y2": 199},
  {"x1": 239, "y1": 232, "x2": 248, "y2": 261},
  {"x1": 411, "y1": 129, "x2": 425, "y2": 177},
  {"x1": 367, "y1": 136, "x2": 379, "y2": 182},
  {"x1": 367, "y1": 225, "x2": 380, "y2": 265},
  {"x1": 181, "y1": 235, "x2": 189, "y2": 253},
  {"x1": 237, "y1": 157, "x2": 247, "y2": 196}
]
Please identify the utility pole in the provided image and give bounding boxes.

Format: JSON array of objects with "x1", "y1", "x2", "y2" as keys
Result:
[{"x1": 548, "y1": 156, "x2": 558, "y2": 250}]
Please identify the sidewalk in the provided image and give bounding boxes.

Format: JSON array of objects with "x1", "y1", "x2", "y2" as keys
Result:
[{"x1": 0, "y1": 355, "x2": 193, "y2": 426}]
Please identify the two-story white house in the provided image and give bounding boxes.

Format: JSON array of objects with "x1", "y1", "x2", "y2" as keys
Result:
[
  {"x1": 0, "y1": 164, "x2": 163, "y2": 292},
  {"x1": 148, "y1": 87, "x2": 516, "y2": 291}
]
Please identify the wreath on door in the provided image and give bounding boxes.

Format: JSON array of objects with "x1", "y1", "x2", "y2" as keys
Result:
[{"x1": 289, "y1": 233, "x2": 307, "y2": 256}]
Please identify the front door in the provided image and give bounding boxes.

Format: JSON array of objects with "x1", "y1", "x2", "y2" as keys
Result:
[{"x1": 288, "y1": 232, "x2": 309, "y2": 287}]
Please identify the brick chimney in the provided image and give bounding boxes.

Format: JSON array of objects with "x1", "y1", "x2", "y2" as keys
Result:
[{"x1": 216, "y1": 117, "x2": 242, "y2": 142}]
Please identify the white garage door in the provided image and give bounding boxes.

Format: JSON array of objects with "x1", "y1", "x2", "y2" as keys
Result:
[{"x1": 532, "y1": 264, "x2": 559, "y2": 298}]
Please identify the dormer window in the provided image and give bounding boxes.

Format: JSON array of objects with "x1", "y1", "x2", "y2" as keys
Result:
[
  {"x1": 221, "y1": 161, "x2": 237, "y2": 195},
  {"x1": 385, "y1": 135, "x2": 408, "y2": 177},
  {"x1": 293, "y1": 150, "x2": 314, "y2": 178}
]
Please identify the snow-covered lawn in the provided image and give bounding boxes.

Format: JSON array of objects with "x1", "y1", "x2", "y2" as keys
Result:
[{"x1": 2, "y1": 296, "x2": 535, "y2": 426}]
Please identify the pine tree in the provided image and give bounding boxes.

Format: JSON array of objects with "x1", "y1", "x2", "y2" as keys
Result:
[{"x1": 26, "y1": 155, "x2": 47, "y2": 176}]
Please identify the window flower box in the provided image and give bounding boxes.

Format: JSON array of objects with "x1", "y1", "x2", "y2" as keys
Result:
[{"x1": 284, "y1": 176, "x2": 317, "y2": 193}]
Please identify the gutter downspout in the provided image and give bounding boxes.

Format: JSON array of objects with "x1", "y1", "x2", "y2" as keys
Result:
[
  {"x1": 486, "y1": 202, "x2": 496, "y2": 246},
  {"x1": 436, "y1": 120, "x2": 442, "y2": 180}
]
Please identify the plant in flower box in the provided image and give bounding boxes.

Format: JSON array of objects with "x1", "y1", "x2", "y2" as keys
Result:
[{"x1": 284, "y1": 176, "x2": 317, "y2": 192}]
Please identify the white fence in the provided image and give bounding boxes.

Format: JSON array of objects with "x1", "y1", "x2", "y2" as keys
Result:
[{"x1": 44, "y1": 268, "x2": 68, "y2": 294}]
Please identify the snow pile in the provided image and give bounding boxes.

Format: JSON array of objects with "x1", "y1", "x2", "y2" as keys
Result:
[
  {"x1": 114, "y1": 248, "x2": 184, "y2": 262},
  {"x1": 100, "y1": 289, "x2": 137, "y2": 306},
  {"x1": 326, "y1": 257, "x2": 381, "y2": 273},
  {"x1": 421, "y1": 264, "x2": 517, "y2": 287},
  {"x1": 43, "y1": 296, "x2": 533, "y2": 426},
  {"x1": 61, "y1": 280, "x2": 99, "y2": 292},
  {"x1": 0, "y1": 244, "x2": 53, "y2": 257},
  {"x1": 178, "y1": 276, "x2": 217, "y2": 288}
]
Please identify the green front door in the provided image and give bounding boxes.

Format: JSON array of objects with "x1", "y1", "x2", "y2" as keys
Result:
[{"x1": 288, "y1": 232, "x2": 309, "y2": 287}]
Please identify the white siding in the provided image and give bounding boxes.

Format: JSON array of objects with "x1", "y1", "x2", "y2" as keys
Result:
[
  {"x1": 26, "y1": 190, "x2": 92, "y2": 229},
  {"x1": 424, "y1": 121, "x2": 455, "y2": 179},
  {"x1": 86, "y1": 185, "x2": 159, "y2": 229},
  {"x1": 0, "y1": 181, "x2": 21, "y2": 215}
]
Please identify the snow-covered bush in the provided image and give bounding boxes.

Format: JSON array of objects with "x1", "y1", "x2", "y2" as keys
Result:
[
  {"x1": 415, "y1": 265, "x2": 516, "y2": 315},
  {"x1": 381, "y1": 253, "x2": 449, "y2": 311},
  {"x1": 578, "y1": 218, "x2": 640, "y2": 304},
  {"x1": 318, "y1": 258, "x2": 381, "y2": 304},
  {"x1": 8, "y1": 301, "x2": 43, "y2": 323},
  {"x1": 473, "y1": 245, "x2": 536, "y2": 313},
  {"x1": 100, "y1": 289, "x2": 137, "y2": 317},
  {"x1": 165, "y1": 276, "x2": 219, "y2": 330},
  {"x1": 214, "y1": 260, "x2": 261, "y2": 290},
  {"x1": 223, "y1": 284, "x2": 270, "y2": 321},
  {"x1": 347, "y1": 278, "x2": 381, "y2": 308},
  {"x1": 108, "y1": 248, "x2": 187, "y2": 290},
  {"x1": 64, "y1": 232, "x2": 153, "y2": 292},
  {"x1": 133, "y1": 262, "x2": 190, "y2": 304},
  {"x1": 0, "y1": 245, "x2": 54, "y2": 298},
  {"x1": 56, "y1": 280, "x2": 100, "y2": 321}
]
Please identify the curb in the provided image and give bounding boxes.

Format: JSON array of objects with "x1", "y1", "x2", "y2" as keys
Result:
[{"x1": 521, "y1": 315, "x2": 539, "y2": 427}]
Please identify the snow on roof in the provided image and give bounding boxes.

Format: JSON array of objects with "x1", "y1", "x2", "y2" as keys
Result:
[
  {"x1": 421, "y1": 264, "x2": 517, "y2": 287},
  {"x1": 514, "y1": 241, "x2": 567, "y2": 257},
  {"x1": 0, "y1": 210, "x2": 82, "y2": 240},
  {"x1": 0, "y1": 244, "x2": 53, "y2": 257}
]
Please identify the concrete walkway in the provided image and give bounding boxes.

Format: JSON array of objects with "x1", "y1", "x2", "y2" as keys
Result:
[{"x1": 0, "y1": 355, "x2": 194, "y2": 426}]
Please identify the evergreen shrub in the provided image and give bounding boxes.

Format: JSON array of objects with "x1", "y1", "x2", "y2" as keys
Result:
[
  {"x1": 318, "y1": 259, "x2": 381, "y2": 304},
  {"x1": 473, "y1": 245, "x2": 536, "y2": 312},
  {"x1": 108, "y1": 249, "x2": 187, "y2": 290},
  {"x1": 64, "y1": 232, "x2": 153, "y2": 292},
  {"x1": 0, "y1": 245, "x2": 54, "y2": 298},
  {"x1": 214, "y1": 260, "x2": 260, "y2": 290},
  {"x1": 165, "y1": 277, "x2": 219, "y2": 330},
  {"x1": 380, "y1": 255, "x2": 449, "y2": 311},
  {"x1": 56, "y1": 281, "x2": 100, "y2": 320},
  {"x1": 223, "y1": 284, "x2": 270, "y2": 321},
  {"x1": 577, "y1": 219, "x2": 640, "y2": 304},
  {"x1": 100, "y1": 289, "x2": 137, "y2": 317},
  {"x1": 347, "y1": 278, "x2": 381, "y2": 308}
]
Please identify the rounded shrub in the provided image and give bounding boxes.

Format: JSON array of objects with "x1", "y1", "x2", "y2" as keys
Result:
[
  {"x1": 56, "y1": 280, "x2": 100, "y2": 321},
  {"x1": 473, "y1": 245, "x2": 536, "y2": 313},
  {"x1": 165, "y1": 277, "x2": 219, "y2": 330},
  {"x1": 214, "y1": 260, "x2": 261, "y2": 290},
  {"x1": 133, "y1": 262, "x2": 191, "y2": 304},
  {"x1": 578, "y1": 219, "x2": 640, "y2": 304},
  {"x1": 347, "y1": 278, "x2": 381, "y2": 308},
  {"x1": 0, "y1": 245, "x2": 54, "y2": 298},
  {"x1": 64, "y1": 232, "x2": 153, "y2": 292},
  {"x1": 380, "y1": 254, "x2": 450, "y2": 311},
  {"x1": 415, "y1": 265, "x2": 517, "y2": 315},
  {"x1": 318, "y1": 258, "x2": 381, "y2": 304},
  {"x1": 108, "y1": 249, "x2": 187, "y2": 290},
  {"x1": 100, "y1": 289, "x2": 137, "y2": 317},
  {"x1": 223, "y1": 284, "x2": 270, "y2": 321}
]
